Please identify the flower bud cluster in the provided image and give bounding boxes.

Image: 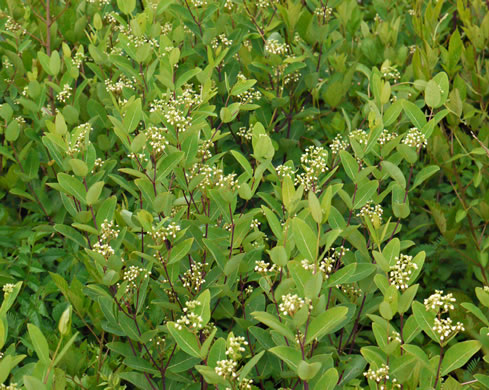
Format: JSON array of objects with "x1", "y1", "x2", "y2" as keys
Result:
[
  {"x1": 403, "y1": 127, "x2": 427, "y2": 149},
  {"x1": 295, "y1": 146, "x2": 329, "y2": 193},
  {"x1": 188, "y1": 164, "x2": 239, "y2": 192},
  {"x1": 254, "y1": 260, "x2": 280, "y2": 274},
  {"x1": 378, "y1": 129, "x2": 398, "y2": 145},
  {"x1": 381, "y1": 63, "x2": 401, "y2": 82},
  {"x1": 330, "y1": 134, "x2": 349, "y2": 155},
  {"x1": 388, "y1": 330, "x2": 402, "y2": 343},
  {"x1": 2, "y1": 284, "x2": 15, "y2": 294},
  {"x1": 67, "y1": 123, "x2": 92, "y2": 156},
  {"x1": 276, "y1": 164, "x2": 295, "y2": 178},
  {"x1": 72, "y1": 50, "x2": 85, "y2": 68},
  {"x1": 5, "y1": 16, "x2": 24, "y2": 34},
  {"x1": 236, "y1": 89, "x2": 262, "y2": 104},
  {"x1": 265, "y1": 39, "x2": 289, "y2": 56},
  {"x1": 314, "y1": 6, "x2": 333, "y2": 19},
  {"x1": 145, "y1": 126, "x2": 169, "y2": 155},
  {"x1": 100, "y1": 219, "x2": 119, "y2": 241},
  {"x1": 2, "y1": 58, "x2": 12, "y2": 69},
  {"x1": 364, "y1": 364, "x2": 400, "y2": 388},
  {"x1": 182, "y1": 262, "x2": 206, "y2": 292},
  {"x1": 226, "y1": 335, "x2": 248, "y2": 360},
  {"x1": 279, "y1": 294, "x2": 311, "y2": 316},
  {"x1": 237, "y1": 126, "x2": 252, "y2": 141},
  {"x1": 250, "y1": 219, "x2": 260, "y2": 229},
  {"x1": 257, "y1": 0, "x2": 279, "y2": 7},
  {"x1": 215, "y1": 359, "x2": 238, "y2": 379},
  {"x1": 389, "y1": 254, "x2": 418, "y2": 290},
  {"x1": 122, "y1": 265, "x2": 150, "y2": 292},
  {"x1": 105, "y1": 75, "x2": 136, "y2": 94},
  {"x1": 433, "y1": 317, "x2": 464, "y2": 341},
  {"x1": 191, "y1": 0, "x2": 207, "y2": 6},
  {"x1": 211, "y1": 34, "x2": 233, "y2": 49},
  {"x1": 0, "y1": 383, "x2": 20, "y2": 390},
  {"x1": 151, "y1": 222, "x2": 181, "y2": 244},
  {"x1": 57, "y1": 84, "x2": 72, "y2": 103},
  {"x1": 424, "y1": 290, "x2": 456, "y2": 313},
  {"x1": 176, "y1": 300, "x2": 203, "y2": 330},
  {"x1": 356, "y1": 201, "x2": 383, "y2": 221},
  {"x1": 349, "y1": 129, "x2": 368, "y2": 146}
]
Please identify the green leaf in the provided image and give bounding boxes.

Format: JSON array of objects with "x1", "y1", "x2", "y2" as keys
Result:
[
  {"x1": 402, "y1": 344, "x2": 434, "y2": 372},
  {"x1": 231, "y1": 79, "x2": 257, "y2": 96},
  {"x1": 23, "y1": 376, "x2": 47, "y2": 390},
  {"x1": 412, "y1": 301, "x2": 438, "y2": 343},
  {"x1": 313, "y1": 367, "x2": 338, "y2": 390},
  {"x1": 167, "y1": 322, "x2": 202, "y2": 359},
  {"x1": 54, "y1": 224, "x2": 87, "y2": 247},
  {"x1": 440, "y1": 340, "x2": 481, "y2": 376},
  {"x1": 326, "y1": 263, "x2": 375, "y2": 288},
  {"x1": 53, "y1": 332, "x2": 79, "y2": 366},
  {"x1": 220, "y1": 103, "x2": 240, "y2": 123},
  {"x1": 353, "y1": 180, "x2": 378, "y2": 209},
  {"x1": 297, "y1": 360, "x2": 321, "y2": 381},
  {"x1": 168, "y1": 238, "x2": 194, "y2": 265},
  {"x1": 239, "y1": 350, "x2": 264, "y2": 381},
  {"x1": 339, "y1": 150, "x2": 358, "y2": 181},
  {"x1": 0, "y1": 281, "x2": 22, "y2": 316},
  {"x1": 57, "y1": 173, "x2": 87, "y2": 204},
  {"x1": 269, "y1": 346, "x2": 302, "y2": 371},
  {"x1": 308, "y1": 191, "x2": 323, "y2": 224},
  {"x1": 411, "y1": 165, "x2": 439, "y2": 190},
  {"x1": 305, "y1": 306, "x2": 348, "y2": 344},
  {"x1": 424, "y1": 80, "x2": 441, "y2": 108},
  {"x1": 156, "y1": 152, "x2": 184, "y2": 182},
  {"x1": 69, "y1": 159, "x2": 88, "y2": 177},
  {"x1": 50, "y1": 50, "x2": 60, "y2": 76},
  {"x1": 251, "y1": 311, "x2": 295, "y2": 342},
  {"x1": 231, "y1": 150, "x2": 253, "y2": 178},
  {"x1": 383, "y1": 100, "x2": 402, "y2": 127},
  {"x1": 381, "y1": 161, "x2": 406, "y2": 189},
  {"x1": 5, "y1": 120, "x2": 20, "y2": 142},
  {"x1": 117, "y1": 0, "x2": 136, "y2": 14},
  {"x1": 27, "y1": 323, "x2": 50, "y2": 364},
  {"x1": 401, "y1": 99, "x2": 427, "y2": 129},
  {"x1": 96, "y1": 196, "x2": 117, "y2": 227},
  {"x1": 86, "y1": 181, "x2": 104, "y2": 205},
  {"x1": 122, "y1": 98, "x2": 142, "y2": 133},
  {"x1": 291, "y1": 217, "x2": 317, "y2": 262}
]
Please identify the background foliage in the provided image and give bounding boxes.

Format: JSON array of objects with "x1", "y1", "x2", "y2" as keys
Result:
[{"x1": 1, "y1": 0, "x2": 489, "y2": 389}]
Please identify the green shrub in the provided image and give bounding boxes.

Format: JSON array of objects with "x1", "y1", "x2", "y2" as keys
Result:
[{"x1": 1, "y1": 0, "x2": 489, "y2": 389}]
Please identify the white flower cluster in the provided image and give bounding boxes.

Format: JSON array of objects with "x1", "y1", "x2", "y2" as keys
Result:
[
  {"x1": 265, "y1": 39, "x2": 289, "y2": 56},
  {"x1": 67, "y1": 123, "x2": 92, "y2": 156},
  {"x1": 364, "y1": 364, "x2": 400, "y2": 388},
  {"x1": 182, "y1": 262, "x2": 206, "y2": 292},
  {"x1": 295, "y1": 146, "x2": 329, "y2": 193},
  {"x1": 381, "y1": 64, "x2": 401, "y2": 83},
  {"x1": 279, "y1": 294, "x2": 311, "y2": 316},
  {"x1": 433, "y1": 317, "x2": 464, "y2": 341},
  {"x1": 257, "y1": 0, "x2": 279, "y2": 7},
  {"x1": 388, "y1": 330, "x2": 402, "y2": 343},
  {"x1": 105, "y1": 75, "x2": 136, "y2": 94},
  {"x1": 176, "y1": 300, "x2": 203, "y2": 330},
  {"x1": 145, "y1": 126, "x2": 169, "y2": 155},
  {"x1": 2, "y1": 283, "x2": 15, "y2": 294},
  {"x1": 122, "y1": 265, "x2": 150, "y2": 291},
  {"x1": 100, "y1": 219, "x2": 119, "y2": 241},
  {"x1": 215, "y1": 359, "x2": 238, "y2": 380},
  {"x1": 72, "y1": 50, "x2": 85, "y2": 69},
  {"x1": 389, "y1": 254, "x2": 418, "y2": 291},
  {"x1": 236, "y1": 89, "x2": 262, "y2": 104},
  {"x1": 188, "y1": 164, "x2": 239, "y2": 192},
  {"x1": 349, "y1": 129, "x2": 368, "y2": 146},
  {"x1": 211, "y1": 34, "x2": 233, "y2": 49},
  {"x1": 4, "y1": 16, "x2": 24, "y2": 34},
  {"x1": 0, "y1": 383, "x2": 20, "y2": 390},
  {"x1": 15, "y1": 116, "x2": 25, "y2": 125},
  {"x1": 226, "y1": 335, "x2": 248, "y2": 360},
  {"x1": 356, "y1": 201, "x2": 383, "y2": 220},
  {"x1": 151, "y1": 222, "x2": 181, "y2": 243},
  {"x1": 402, "y1": 127, "x2": 427, "y2": 149},
  {"x1": 57, "y1": 84, "x2": 72, "y2": 103},
  {"x1": 224, "y1": 0, "x2": 234, "y2": 10},
  {"x1": 424, "y1": 290, "x2": 456, "y2": 313},
  {"x1": 2, "y1": 58, "x2": 12, "y2": 69},
  {"x1": 191, "y1": 0, "x2": 207, "y2": 6},
  {"x1": 87, "y1": 0, "x2": 110, "y2": 4},
  {"x1": 93, "y1": 242, "x2": 115, "y2": 259},
  {"x1": 339, "y1": 284, "x2": 362, "y2": 299},
  {"x1": 276, "y1": 164, "x2": 295, "y2": 178},
  {"x1": 314, "y1": 6, "x2": 333, "y2": 19},
  {"x1": 197, "y1": 139, "x2": 214, "y2": 160},
  {"x1": 250, "y1": 219, "x2": 260, "y2": 229},
  {"x1": 378, "y1": 129, "x2": 398, "y2": 145},
  {"x1": 161, "y1": 22, "x2": 173, "y2": 35},
  {"x1": 408, "y1": 9, "x2": 416, "y2": 16},
  {"x1": 237, "y1": 126, "x2": 252, "y2": 141},
  {"x1": 330, "y1": 134, "x2": 349, "y2": 155},
  {"x1": 254, "y1": 260, "x2": 280, "y2": 274}
]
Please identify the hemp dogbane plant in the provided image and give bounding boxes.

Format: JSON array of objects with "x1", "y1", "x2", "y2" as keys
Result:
[{"x1": 1, "y1": 0, "x2": 489, "y2": 389}]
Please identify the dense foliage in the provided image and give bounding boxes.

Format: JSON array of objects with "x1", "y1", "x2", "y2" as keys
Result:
[{"x1": 1, "y1": 0, "x2": 489, "y2": 388}]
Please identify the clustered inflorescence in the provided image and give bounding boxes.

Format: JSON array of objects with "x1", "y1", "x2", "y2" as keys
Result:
[
  {"x1": 295, "y1": 145, "x2": 329, "y2": 192},
  {"x1": 364, "y1": 364, "x2": 401, "y2": 389},
  {"x1": 424, "y1": 290, "x2": 464, "y2": 342},
  {"x1": 403, "y1": 127, "x2": 427, "y2": 149},
  {"x1": 176, "y1": 300, "x2": 203, "y2": 330},
  {"x1": 389, "y1": 254, "x2": 418, "y2": 291},
  {"x1": 279, "y1": 294, "x2": 311, "y2": 316}
]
